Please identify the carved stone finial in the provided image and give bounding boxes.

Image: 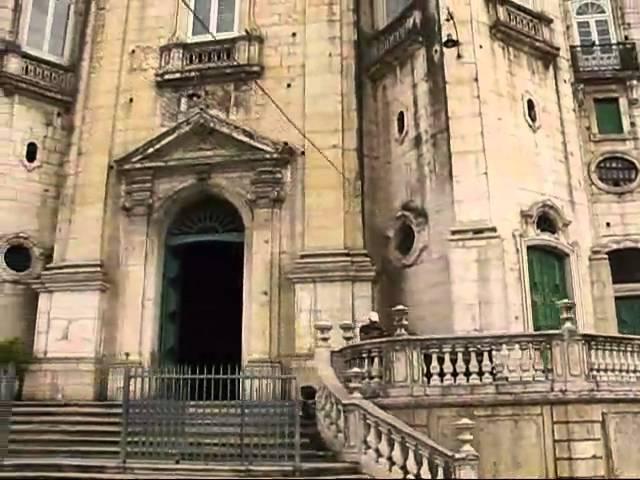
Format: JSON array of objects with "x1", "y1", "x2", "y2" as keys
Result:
[
  {"x1": 345, "y1": 367, "x2": 365, "y2": 398},
  {"x1": 339, "y1": 321, "x2": 356, "y2": 345},
  {"x1": 557, "y1": 299, "x2": 577, "y2": 336},
  {"x1": 314, "y1": 322, "x2": 333, "y2": 348},
  {"x1": 454, "y1": 418, "x2": 477, "y2": 456},
  {"x1": 391, "y1": 305, "x2": 409, "y2": 336},
  {"x1": 248, "y1": 168, "x2": 285, "y2": 208}
]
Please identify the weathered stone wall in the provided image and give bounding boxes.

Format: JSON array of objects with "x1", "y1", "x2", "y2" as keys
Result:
[{"x1": 387, "y1": 400, "x2": 640, "y2": 478}]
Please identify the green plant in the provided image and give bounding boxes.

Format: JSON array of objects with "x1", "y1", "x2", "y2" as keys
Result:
[{"x1": 0, "y1": 337, "x2": 32, "y2": 374}]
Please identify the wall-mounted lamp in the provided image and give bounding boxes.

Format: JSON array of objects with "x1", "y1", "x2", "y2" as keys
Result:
[{"x1": 443, "y1": 7, "x2": 462, "y2": 58}]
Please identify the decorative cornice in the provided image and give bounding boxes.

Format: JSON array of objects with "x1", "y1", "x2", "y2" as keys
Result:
[
  {"x1": 289, "y1": 250, "x2": 376, "y2": 283},
  {"x1": 29, "y1": 262, "x2": 109, "y2": 292}
]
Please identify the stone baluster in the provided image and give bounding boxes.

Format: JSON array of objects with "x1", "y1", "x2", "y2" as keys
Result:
[
  {"x1": 390, "y1": 433, "x2": 407, "y2": 476},
  {"x1": 418, "y1": 448, "x2": 433, "y2": 479},
  {"x1": 453, "y1": 418, "x2": 479, "y2": 479},
  {"x1": 377, "y1": 426, "x2": 392, "y2": 471},
  {"x1": 481, "y1": 346, "x2": 493, "y2": 383},
  {"x1": 370, "y1": 348, "x2": 383, "y2": 391},
  {"x1": 532, "y1": 343, "x2": 545, "y2": 381},
  {"x1": 519, "y1": 342, "x2": 533, "y2": 382},
  {"x1": 405, "y1": 442, "x2": 419, "y2": 479},
  {"x1": 392, "y1": 305, "x2": 410, "y2": 337},
  {"x1": 430, "y1": 347, "x2": 442, "y2": 385},
  {"x1": 442, "y1": 346, "x2": 454, "y2": 385},
  {"x1": 603, "y1": 342, "x2": 614, "y2": 382},
  {"x1": 455, "y1": 345, "x2": 467, "y2": 384},
  {"x1": 468, "y1": 347, "x2": 480, "y2": 384},
  {"x1": 632, "y1": 345, "x2": 640, "y2": 380},
  {"x1": 493, "y1": 344, "x2": 507, "y2": 381},
  {"x1": 363, "y1": 418, "x2": 380, "y2": 468}
]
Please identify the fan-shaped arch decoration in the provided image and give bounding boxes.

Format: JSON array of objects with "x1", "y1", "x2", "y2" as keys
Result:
[
  {"x1": 575, "y1": 1, "x2": 608, "y2": 16},
  {"x1": 167, "y1": 198, "x2": 244, "y2": 242}
]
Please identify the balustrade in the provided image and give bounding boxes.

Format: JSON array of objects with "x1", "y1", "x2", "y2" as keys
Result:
[
  {"x1": 156, "y1": 35, "x2": 264, "y2": 86},
  {"x1": 0, "y1": 49, "x2": 76, "y2": 104},
  {"x1": 570, "y1": 43, "x2": 640, "y2": 79},
  {"x1": 332, "y1": 311, "x2": 640, "y2": 400}
]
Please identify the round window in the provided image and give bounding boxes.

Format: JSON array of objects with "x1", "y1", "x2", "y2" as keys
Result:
[
  {"x1": 4, "y1": 245, "x2": 32, "y2": 273},
  {"x1": 595, "y1": 156, "x2": 639, "y2": 188},
  {"x1": 395, "y1": 223, "x2": 416, "y2": 256}
]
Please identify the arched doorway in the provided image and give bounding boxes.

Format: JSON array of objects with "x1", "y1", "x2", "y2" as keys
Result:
[{"x1": 158, "y1": 196, "x2": 245, "y2": 367}]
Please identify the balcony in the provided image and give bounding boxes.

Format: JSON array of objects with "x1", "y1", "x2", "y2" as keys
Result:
[
  {"x1": 363, "y1": 1, "x2": 424, "y2": 79},
  {"x1": 571, "y1": 42, "x2": 640, "y2": 82},
  {"x1": 489, "y1": 0, "x2": 559, "y2": 59},
  {"x1": 0, "y1": 44, "x2": 76, "y2": 105},
  {"x1": 329, "y1": 304, "x2": 640, "y2": 405},
  {"x1": 156, "y1": 34, "x2": 264, "y2": 87}
]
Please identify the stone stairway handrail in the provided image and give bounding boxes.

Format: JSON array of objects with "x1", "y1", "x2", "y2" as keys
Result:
[{"x1": 315, "y1": 348, "x2": 478, "y2": 478}]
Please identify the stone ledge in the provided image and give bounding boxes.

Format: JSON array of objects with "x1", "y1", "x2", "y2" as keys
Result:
[
  {"x1": 288, "y1": 249, "x2": 376, "y2": 283},
  {"x1": 29, "y1": 262, "x2": 109, "y2": 292}
]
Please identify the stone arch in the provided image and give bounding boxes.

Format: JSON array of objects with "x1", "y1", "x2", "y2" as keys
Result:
[{"x1": 143, "y1": 180, "x2": 254, "y2": 366}]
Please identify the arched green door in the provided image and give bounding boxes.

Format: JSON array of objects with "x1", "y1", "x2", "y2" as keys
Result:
[
  {"x1": 528, "y1": 247, "x2": 569, "y2": 331},
  {"x1": 158, "y1": 197, "x2": 245, "y2": 366}
]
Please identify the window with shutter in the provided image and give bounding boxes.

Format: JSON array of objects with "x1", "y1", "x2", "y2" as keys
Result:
[
  {"x1": 190, "y1": 0, "x2": 238, "y2": 38},
  {"x1": 528, "y1": 247, "x2": 569, "y2": 331},
  {"x1": 23, "y1": 0, "x2": 73, "y2": 61},
  {"x1": 573, "y1": 0, "x2": 616, "y2": 51},
  {"x1": 594, "y1": 98, "x2": 624, "y2": 134},
  {"x1": 608, "y1": 249, "x2": 640, "y2": 336}
]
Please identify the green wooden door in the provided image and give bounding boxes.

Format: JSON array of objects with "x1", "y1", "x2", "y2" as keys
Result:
[
  {"x1": 616, "y1": 296, "x2": 640, "y2": 335},
  {"x1": 159, "y1": 247, "x2": 181, "y2": 365},
  {"x1": 528, "y1": 247, "x2": 569, "y2": 331}
]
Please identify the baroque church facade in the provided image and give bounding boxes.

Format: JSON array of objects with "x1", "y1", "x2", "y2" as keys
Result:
[{"x1": 2, "y1": 0, "x2": 640, "y2": 476}]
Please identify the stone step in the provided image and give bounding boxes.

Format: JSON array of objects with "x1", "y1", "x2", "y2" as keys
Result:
[
  {"x1": 0, "y1": 458, "x2": 367, "y2": 479},
  {"x1": 10, "y1": 415, "x2": 122, "y2": 424}
]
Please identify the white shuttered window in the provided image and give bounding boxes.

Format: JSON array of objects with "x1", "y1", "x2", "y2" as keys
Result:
[{"x1": 24, "y1": 0, "x2": 73, "y2": 61}]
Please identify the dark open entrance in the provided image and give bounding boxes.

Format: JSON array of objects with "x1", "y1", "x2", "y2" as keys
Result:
[
  {"x1": 159, "y1": 196, "x2": 245, "y2": 379},
  {"x1": 176, "y1": 240, "x2": 244, "y2": 366}
]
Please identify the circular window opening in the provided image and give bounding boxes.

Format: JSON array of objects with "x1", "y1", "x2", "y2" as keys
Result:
[
  {"x1": 395, "y1": 223, "x2": 416, "y2": 257},
  {"x1": 526, "y1": 98, "x2": 538, "y2": 125},
  {"x1": 396, "y1": 111, "x2": 406, "y2": 137},
  {"x1": 595, "y1": 156, "x2": 639, "y2": 188},
  {"x1": 25, "y1": 142, "x2": 38, "y2": 164},
  {"x1": 4, "y1": 245, "x2": 32, "y2": 273},
  {"x1": 535, "y1": 213, "x2": 558, "y2": 235}
]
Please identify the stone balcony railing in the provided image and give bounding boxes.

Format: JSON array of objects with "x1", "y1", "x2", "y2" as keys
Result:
[
  {"x1": 488, "y1": 0, "x2": 559, "y2": 59},
  {"x1": 330, "y1": 304, "x2": 640, "y2": 405},
  {"x1": 0, "y1": 44, "x2": 76, "y2": 105},
  {"x1": 155, "y1": 34, "x2": 264, "y2": 87},
  {"x1": 363, "y1": 1, "x2": 424, "y2": 79},
  {"x1": 570, "y1": 42, "x2": 640, "y2": 81}
]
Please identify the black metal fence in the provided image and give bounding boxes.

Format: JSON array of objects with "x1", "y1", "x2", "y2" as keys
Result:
[
  {"x1": 570, "y1": 42, "x2": 640, "y2": 76},
  {"x1": 0, "y1": 365, "x2": 16, "y2": 463},
  {"x1": 120, "y1": 365, "x2": 300, "y2": 468}
]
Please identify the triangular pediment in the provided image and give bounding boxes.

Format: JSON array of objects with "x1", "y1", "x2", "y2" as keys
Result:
[{"x1": 114, "y1": 108, "x2": 294, "y2": 171}]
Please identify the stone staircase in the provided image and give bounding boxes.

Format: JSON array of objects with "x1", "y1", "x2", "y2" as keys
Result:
[{"x1": 2, "y1": 401, "x2": 366, "y2": 478}]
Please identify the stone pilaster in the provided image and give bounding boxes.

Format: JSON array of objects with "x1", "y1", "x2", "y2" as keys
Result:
[
  {"x1": 288, "y1": 250, "x2": 375, "y2": 355},
  {"x1": 589, "y1": 248, "x2": 617, "y2": 334},
  {"x1": 23, "y1": 262, "x2": 109, "y2": 400},
  {"x1": 246, "y1": 168, "x2": 285, "y2": 364}
]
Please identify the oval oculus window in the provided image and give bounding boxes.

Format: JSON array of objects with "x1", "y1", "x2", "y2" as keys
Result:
[
  {"x1": 4, "y1": 245, "x2": 33, "y2": 273},
  {"x1": 595, "y1": 156, "x2": 639, "y2": 188}
]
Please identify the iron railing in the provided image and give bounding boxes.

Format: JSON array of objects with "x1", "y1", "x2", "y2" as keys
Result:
[
  {"x1": 120, "y1": 365, "x2": 300, "y2": 468},
  {"x1": 571, "y1": 42, "x2": 640, "y2": 77},
  {"x1": 0, "y1": 365, "x2": 16, "y2": 462}
]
